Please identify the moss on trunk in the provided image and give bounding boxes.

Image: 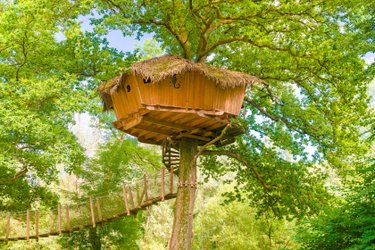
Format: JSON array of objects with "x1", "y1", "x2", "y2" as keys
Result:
[{"x1": 169, "y1": 138, "x2": 198, "y2": 250}]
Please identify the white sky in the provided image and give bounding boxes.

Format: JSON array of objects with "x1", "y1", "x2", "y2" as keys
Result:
[{"x1": 78, "y1": 14, "x2": 154, "y2": 53}]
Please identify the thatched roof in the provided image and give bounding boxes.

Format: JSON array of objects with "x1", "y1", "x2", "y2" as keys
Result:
[{"x1": 99, "y1": 55, "x2": 259, "y2": 93}]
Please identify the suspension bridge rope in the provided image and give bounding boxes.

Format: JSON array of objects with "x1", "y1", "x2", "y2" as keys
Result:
[{"x1": 0, "y1": 169, "x2": 177, "y2": 242}]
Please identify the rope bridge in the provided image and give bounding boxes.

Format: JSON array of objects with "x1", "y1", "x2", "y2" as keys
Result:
[{"x1": 0, "y1": 169, "x2": 178, "y2": 242}]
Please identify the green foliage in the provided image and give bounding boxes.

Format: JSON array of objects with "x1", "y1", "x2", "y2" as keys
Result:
[
  {"x1": 58, "y1": 138, "x2": 161, "y2": 249},
  {"x1": 192, "y1": 183, "x2": 298, "y2": 250},
  {"x1": 201, "y1": 142, "x2": 333, "y2": 219},
  {"x1": 1, "y1": 0, "x2": 374, "y2": 248},
  {"x1": 0, "y1": 0, "x2": 124, "y2": 211},
  {"x1": 1, "y1": 238, "x2": 63, "y2": 250},
  {"x1": 140, "y1": 202, "x2": 174, "y2": 249},
  {"x1": 133, "y1": 39, "x2": 164, "y2": 60},
  {"x1": 193, "y1": 199, "x2": 297, "y2": 250},
  {"x1": 95, "y1": 0, "x2": 374, "y2": 219},
  {"x1": 59, "y1": 215, "x2": 144, "y2": 250},
  {"x1": 297, "y1": 162, "x2": 375, "y2": 249},
  {"x1": 80, "y1": 138, "x2": 161, "y2": 194}
]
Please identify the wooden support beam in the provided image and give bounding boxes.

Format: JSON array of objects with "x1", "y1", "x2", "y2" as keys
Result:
[
  {"x1": 121, "y1": 184, "x2": 130, "y2": 215},
  {"x1": 136, "y1": 184, "x2": 141, "y2": 208},
  {"x1": 65, "y1": 206, "x2": 70, "y2": 232},
  {"x1": 170, "y1": 167, "x2": 174, "y2": 194},
  {"x1": 136, "y1": 124, "x2": 172, "y2": 136},
  {"x1": 114, "y1": 114, "x2": 143, "y2": 130},
  {"x1": 191, "y1": 128, "x2": 214, "y2": 137},
  {"x1": 161, "y1": 168, "x2": 165, "y2": 201},
  {"x1": 58, "y1": 204, "x2": 62, "y2": 235},
  {"x1": 128, "y1": 187, "x2": 135, "y2": 209},
  {"x1": 96, "y1": 198, "x2": 102, "y2": 222},
  {"x1": 144, "y1": 175, "x2": 149, "y2": 201},
  {"x1": 134, "y1": 127, "x2": 158, "y2": 139},
  {"x1": 137, "y1": 183, "x2": 146, "y2": 208},
  {"x1": 143, "y1": 116, "x2": 213, "y2": 137},
  {"x1": 26, "y1": 210, "x2": 30, "y2": 241},
  {"x1": 35, "y1": 210, "x2": 39, "y2": 242},
  {"x1": 89, "y1": 196, "x2": 96, "y2": 228},
  {"x1": 176, "y1": 133, "x2": 210, "y2": 141},
  {"x1": 143, "y1": 116, "x2": 189, "y2": 132},
  {"x1": 5, "y1": 213, "x2": 10, "y2": 241}
]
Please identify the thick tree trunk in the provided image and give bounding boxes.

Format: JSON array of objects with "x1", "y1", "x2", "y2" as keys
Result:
[
  {"x1": 169, "y1": 138, "x2": 198, "y2": 250},
  {"x1": 89, "y1": 227, "x2": 101, "y2": 250}
]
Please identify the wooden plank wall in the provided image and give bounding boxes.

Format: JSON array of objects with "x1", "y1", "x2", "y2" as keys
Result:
[
  {"x1": 135, "y1": 71, "x2": 244, "y2": 116},
  {"x1": 111, "y1": 71, "x2": 246, "y2": 122},
  {"x1": 111, "y1": 75, "x2": 142, "y2": 120}
]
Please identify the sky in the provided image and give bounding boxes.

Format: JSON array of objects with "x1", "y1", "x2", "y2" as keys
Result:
[
  {"x1": 363, "y1": 52, "x2": 375, "y2": 65},
  {"x1": 78, "y1": 14, "x2": 155, "y2": 53},
  {"x1": 75, "y1": 13, "x2": 375, "y2": 64}
]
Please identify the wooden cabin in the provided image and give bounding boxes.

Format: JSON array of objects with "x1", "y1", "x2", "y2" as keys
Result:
[{"x1": 99, "y1": 55, "x2": 258, "y2": 145}]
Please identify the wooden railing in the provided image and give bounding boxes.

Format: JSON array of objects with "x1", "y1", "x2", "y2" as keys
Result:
[{"x1": 0, "y1": 170, "x2": 177, "y2": 242}]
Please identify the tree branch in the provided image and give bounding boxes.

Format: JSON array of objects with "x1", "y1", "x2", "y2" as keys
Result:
[
  {"x1": 0, "y1": 167, "x2": 28, "y2": 185},
  {"x1": 15, "y1": 31, "x2": 29, "y2": 81},
  {"x1": 191, "y1": 124, "x2": 231, "y2": 168},
  {"x1": 103, "y1": 0, "x2": 191, "y2": 59},
  {"x1": 244, "y1": 96, "x2": 313, "y2": 136},
  {"x1": 202, "y1": 150, "x2": 271, "y2": 190},
  {"x1": 198, "y1": 35, "x2": 299, "y2": 62}
]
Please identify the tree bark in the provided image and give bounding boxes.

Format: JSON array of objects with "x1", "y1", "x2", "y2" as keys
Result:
[
  {"x1": 89, "y1": 227, "x2": 101, "y2": 250},
  {"x1": 169, "y1": 138, "x2": 198, "y2": 250}
]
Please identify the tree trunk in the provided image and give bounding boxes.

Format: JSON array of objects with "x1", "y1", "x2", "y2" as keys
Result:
[
  {"x1": 89, "y1": 227, "x2": 101, "y2": 250},
  {"x1": 169, "y1": 138, "x2": 198, "y2": 250}
]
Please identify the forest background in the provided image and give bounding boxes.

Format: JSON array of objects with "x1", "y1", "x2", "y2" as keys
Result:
[{"x1": 0, "y1": 0, "x2": 374, "y2": 249}]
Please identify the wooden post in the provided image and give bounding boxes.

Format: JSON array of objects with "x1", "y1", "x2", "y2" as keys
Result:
[
  {"x1": 89, "y1": 196, "x2": 96, "y2": 228},
  {"x1": 35, "y1": 210, "x2": 39, "y2": 241},
  {"x1": 58, "y1": 204, "x2": 62, "y2": 236},
  {"x1": 136, "y1": 184, "x2": 141, "y2": 206},
  {"x1": 26, "y1": 210, "x2": 30, "y2": 241},
  {"x1": 170, "y1": 167, "x2": 174, "y2": 194},
  {"x1": 137, "y1": 182, "x2": 147, "y2": 208},
  {"x1": 169, "y1": 138, "x2": 198, "y2": 250},
  {"x1": 129, "y1": 187, "x2": 135, "y2": 209},
  {"x1": 161, "y1": 168, "x2": 165, "y2": 201},
  {"x1": 144, "y1": 175, "x2": 149, "y2": 201},
  {"x1": 65, "y1": 206, "x2": 70, "y2": 232},
  {"x1": 154, "y1": 175, "x2": 157, "y2": 199},
  {"x1": 5, "y1": 213, "x2": 10, "y2": 241},
  {"x1": 121, "y1": 184, "x2": 130, "y2": 215},
  {"x1": 96, "y1": 198, "x2": 102, "y2": 222}
]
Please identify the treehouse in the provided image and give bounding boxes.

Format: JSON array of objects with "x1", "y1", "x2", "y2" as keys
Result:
[{"x1": 99, "y1": 55, "x2": 258, "y2": 146}]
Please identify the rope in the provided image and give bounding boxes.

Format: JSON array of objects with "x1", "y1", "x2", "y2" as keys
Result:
[{"x1": 0, "y1": 170, "x2": 178, "y2": 242}]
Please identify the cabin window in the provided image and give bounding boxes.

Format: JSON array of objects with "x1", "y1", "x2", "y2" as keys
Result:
[
  {"x1": 126, "y1": 84, "x2": 131, "y2": 92},
  {"x1": 143, "y1": 77, "x2": 151, "y2": 84}
]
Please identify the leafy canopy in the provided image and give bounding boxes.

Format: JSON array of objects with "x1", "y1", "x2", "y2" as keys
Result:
[
  {"x1": 297, "y1": 162, "x2": 375, "y2": 249},
  {"x1": 95, "y1": 0, "x2": 375, "y2": 218},
  {"x1": 0, "y1": 0, "x2": 124, "y2": 210}
]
